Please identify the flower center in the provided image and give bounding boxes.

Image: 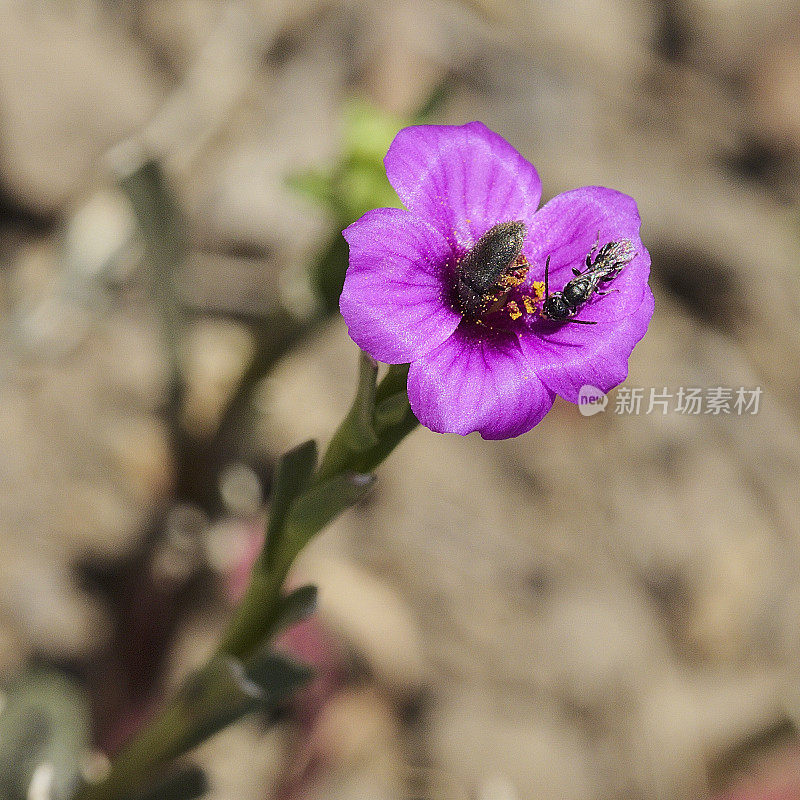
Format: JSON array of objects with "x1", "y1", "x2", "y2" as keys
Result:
[{"x1": 454, "y1": 221, "x2": 543, "y2": 327}]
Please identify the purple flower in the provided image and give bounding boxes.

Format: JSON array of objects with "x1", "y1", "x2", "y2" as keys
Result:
[{"x1": 340, "y1": 122, "x2": 654, "y2": 439}]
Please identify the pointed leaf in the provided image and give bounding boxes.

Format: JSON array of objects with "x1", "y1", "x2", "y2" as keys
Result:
[
  {"x1": 273, "y1": 584, "x2": 318, "y2": 635},
  {"x1": 262, "y1": 440, "x2": 318, "y2": 570},
  {"x1": 245, "y1": 652, "x2": 313, "y2": 705},
  {"x1": 171, "y1": 652, "x2": 311, "y2": 758},
  {"x1": 174, "y1": 657, "x2": 263, "y2": 755},
  {"x1": 373, "y1": 392, "x2": 413, "y2": 432},
  {"x1": 348, "y1": 351, "x2": 379, "y2": 449}
]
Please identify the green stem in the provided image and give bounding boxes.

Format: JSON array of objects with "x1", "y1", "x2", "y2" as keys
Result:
[
  {"x1": 216, "y1": 570, "x2": 283, "y2": 661},
  {"x1": 219, "y1": 362, "x2": 417, "y2": 661},
  {"x1": 73, "y1": 356, "x2": 417, "y2": 800},
  {"x1": 74, "y1": 704, "x2": 188, "y2": 800},
  {"x1": 316, "y1": 362, "x2": 417, "y2": 480}
]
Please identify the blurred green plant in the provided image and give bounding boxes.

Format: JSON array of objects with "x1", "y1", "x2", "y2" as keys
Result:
[
  {"x1": 288, "y1": 99, "x2": 405, "y2": 231},
  {"x1": 288, "y1": 94, "x2": 445, "y2": 313},
  {"x1": 0, "y1": 670, "x2": 90, "y2": 800},
  {"x1": 127, "y1": 766, "x2": 207, "y2": 800}
]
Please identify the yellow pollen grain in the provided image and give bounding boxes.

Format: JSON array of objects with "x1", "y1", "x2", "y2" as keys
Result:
[
  {"x1": 522, "y1": 295, "x2": 536, "y2": 314},
  {"x1": 507, "y1": 301, "x2": 522, "y2": 320},
  {"x1": 530, "y1": 281, "x2": 545, "y2": 301}
]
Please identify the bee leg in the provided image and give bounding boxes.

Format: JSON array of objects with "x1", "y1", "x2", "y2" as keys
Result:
[
  {"x1": 596, "y1": 288, "x2": 620, "y2": 296},
  {"x1": 565, "y1": 318, "x2": 598, "y2": 325},
  {"x1": 586, "y1": 230, "x2": 601, "y2": 267}
]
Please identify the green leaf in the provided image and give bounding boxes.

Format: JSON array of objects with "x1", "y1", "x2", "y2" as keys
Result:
[
  {"x1": 71, "y1": 653, "x2": 311, "y2": 800},
  {"x1": 273, "y1": 584, "x2": 318, "y2": 635},
  {"x1": 314, "y1": 352, "x2": 382, "y2": 481},
  {"x1": 336, "y1": 162, "x2": 402, "y2": 223},
  {"x1": 343, "y1": 99, "x2": 405, "y2": 165},
  {"x1": 374, "y1": 392, "x2": 412, "y2": 432},
  {"x1": 413, "y1": 80, "x2": 451, "y2": 121},
  {"x1": 282, "y1": 471, "x2": 375, "y2": 557},
  {"x1": 244, "y1": 651, "x2": 313, "y2": 704},
  {"x1": 217, "y1": 464, "x2": 371, "y2": 661},
  {"x1": 262, "y1": 440, "x2": 318, "y2": 571},
  {"x1": 173, "y1": 651, "x2": 311, "y2": 759},
  {"x1": 373, "y1": 364, "x2": 415, "y2": 437},
  {"x1": 175, "y1": 657, "x2": 262, "y2": 755},
  {"x1": 285, "y1": 170, "x2": 335, "y2": 209},
  {"x1": 115, "y1": 158, "x2": 186, "y2": 270},
  {"x1": 375, "y1": 363, "x2": 410, "y2": 403},
  {"x1": 115, "y1": 157, "x2": 187, "y2": 388}
]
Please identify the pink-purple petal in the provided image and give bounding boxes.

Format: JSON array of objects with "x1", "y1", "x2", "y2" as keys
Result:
[
  {"x1": 407, "y1": 326, "x2": 555, "y2": 439},
  {"x1": 523, "y1": 186, "x2": 650, "y2": 323},
  {"x1": 340, "y1": 208, "x2": 461, "y2": 364},
  {"x1": 384, "y1": 122, "x2": 542, "y2": 251},
  {"x1": 521, "y1": 285, "x2": 655, "y2": 402}
]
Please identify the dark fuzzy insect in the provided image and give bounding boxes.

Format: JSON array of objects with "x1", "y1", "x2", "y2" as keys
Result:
[
  {"x1": 456, "y1": 221, "x2": 527, "y2": 318},
  {"x1": 540, "y1": 236, "x2": 635, "y2": 324}
]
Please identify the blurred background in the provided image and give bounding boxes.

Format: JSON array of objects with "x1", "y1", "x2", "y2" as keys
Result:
[{"x1": 2, "y1": 1, "x2": 800, "y2": 799}]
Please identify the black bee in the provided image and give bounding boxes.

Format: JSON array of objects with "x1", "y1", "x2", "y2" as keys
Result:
[
  {"x1": 540, "y1": 236, "x2": 635, "y2": 324},
  {"x1": 456, "y1": 221, "x2": 527, "y2": 318}
]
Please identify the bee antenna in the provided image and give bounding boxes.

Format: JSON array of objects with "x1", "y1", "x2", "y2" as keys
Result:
[{"x1": 544, "y1": 255, "x2": 550, "y2": 299}]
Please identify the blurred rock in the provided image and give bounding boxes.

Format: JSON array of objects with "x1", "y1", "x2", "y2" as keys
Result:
[
  {"x1": 178, "y1": 251, "x2": 282, "y2": 319},
  {"x1": 179, "y1": 318, "x2": 255, "y2": 437},
  {"x1": 8, "y1": 241, "x2": 95, "y2": 358},
  {"x1": 751, "y1": 32, "x2": 800, "y2": 152},
  {"x1": 196, "y1": 720, "x2": 290, "y2": 800},
  {"x1": 65, "y1": 482, "x2": 145, "y2": 559},
  {"x1": 627, "y1": 670, "x2": 788, "y2": 800},
  {"x1": 0, "y1": 553, "x2": 110, "y2": 659},
  {"x1": 0, "y1": 5, "x2": 162, "y2": 213},
  {"x1": 99, "y1": 415, "x2": 174, "y2": 505},
  {"x1": 0, "y1": 626, "x2": 28, "y2": 681},
  {"x1": 678, "y1": 0, "x2": 798, "y2": 77},
  {"x1": 138, "y1": 0, "x2": 223, "y2": 73},
  {"x1": 432, "y1": 690, "x2": 599, "y2": 800},
  {"x1": 295, "y1": 553, "x2": 428, "y2": 697},
  {"x1": 532, "y1": 587, "x2": 673, "y2": 719},
  {"x1": 300, "y1": 687, "x2": 407, "y2": 800},
  {"x1": 356, "y1": 0, "x2": 453, "y2": 115},
  {"x1": 311, "y1": 686, "x2": 400, "y2": 767},
  {"x1": 0, "y1": 238, "x2": 176, "y2": 663},
  {"x1": 89, "y1": 313, "x2": 171, "y2": 412},
  {"x1": 183, "y1": 4, "x2": 340, "y2": 257},
  {"x1": 64, "y1": 190, "x2": 138, "y2": 285}
]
